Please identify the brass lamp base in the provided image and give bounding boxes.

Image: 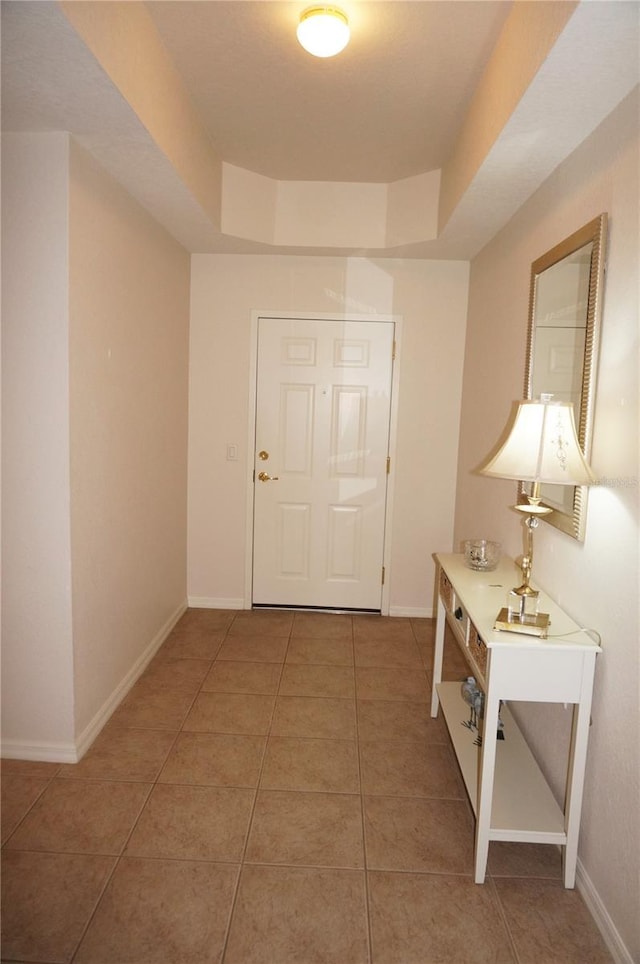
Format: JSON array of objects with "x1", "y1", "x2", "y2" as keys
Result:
[{"x1": 494, "y1": 607, "x2": 550, "y2": 638}]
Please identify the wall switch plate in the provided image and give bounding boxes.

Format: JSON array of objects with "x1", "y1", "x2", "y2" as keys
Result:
[{"x1": 226, "y1": 443, "x2": 238, "y2": 461}]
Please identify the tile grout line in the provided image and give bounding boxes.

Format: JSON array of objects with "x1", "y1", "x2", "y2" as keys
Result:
[
  {"x1": 69, "y1": 613, "x2": 234, "y2": 964},
  {"x1": 486, "y1": 874, "x2": 523, "y2": 964},
  {"x1": 353, "y1": 620, "x2": 376, "y2": 964},
  {"x1": 68, "y1": 705, "x2": 190, "y2": 962},
  {"x1": 218, "y1": 611, "x2": 295, "y2": 964},
  {"x1": 1, "y1": 764, "x2": 62, "y2": 850},
  {"x1": 362, "y1": 620, "x2": 438, "y2": 962}
]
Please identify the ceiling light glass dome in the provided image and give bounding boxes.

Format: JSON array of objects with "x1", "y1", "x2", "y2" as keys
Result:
[{"x1": 297, "y1": 7, "x2": 350, "y2": 58}]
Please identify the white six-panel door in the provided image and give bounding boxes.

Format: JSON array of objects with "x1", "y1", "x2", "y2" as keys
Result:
[{"x1": 252, "y1": 317, "x2": 394, "y2": 610}]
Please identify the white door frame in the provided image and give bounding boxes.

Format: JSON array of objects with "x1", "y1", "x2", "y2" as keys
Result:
[{"x1": 244, "y1": 310, "x2": 402, "y2": 614}]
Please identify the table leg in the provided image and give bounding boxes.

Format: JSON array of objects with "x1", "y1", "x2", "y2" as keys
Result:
[
  {"x1": 563, "y1": 656, "x2": 596, "y2": 888},
  {"x1": 431, "y1": 593, "x2": 445, "y2": 717},
  {"x1": 474, "y1": 685, "x2": 500, "y2": 883}
]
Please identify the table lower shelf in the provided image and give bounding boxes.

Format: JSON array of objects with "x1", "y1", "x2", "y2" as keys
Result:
[{"x1": 437, "y1": 682, "x2": 567, "y2": 843}]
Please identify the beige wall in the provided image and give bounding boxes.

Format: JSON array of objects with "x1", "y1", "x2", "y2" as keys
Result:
[
  {"x1": 1, "y1": 133, "x2": 76, "y2": 757},
  {"x1": 188, "y1": 255, "x2": 469, "y2": 614},
  {"x1": 69, "y1": 142, "x2": 191, "y2": 745},
  {"x1": 1, "y1": 134, "x2": 191, "y2": 760},
  {"x1": 455, "y1": 89, "x2": 639, "y2": 960}
]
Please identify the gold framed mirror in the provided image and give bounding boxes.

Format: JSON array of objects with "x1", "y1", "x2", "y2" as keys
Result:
[{"x1": 521, "y1": 214, "x2": 607, "y2": 541}]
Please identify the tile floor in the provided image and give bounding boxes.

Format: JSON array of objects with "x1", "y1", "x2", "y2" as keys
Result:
[{"x1": 1, "y1": 609, "x2": 612, "y2": 963}]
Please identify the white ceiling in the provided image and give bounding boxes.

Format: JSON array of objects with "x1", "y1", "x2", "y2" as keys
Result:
[{"x1": 2, "y1": 1, "x2": 638, "y2": 258}]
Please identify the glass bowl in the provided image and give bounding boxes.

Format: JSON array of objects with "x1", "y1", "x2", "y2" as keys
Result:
[{"x1": 463, "y1": 539, "x2": 501, "y2": 572}]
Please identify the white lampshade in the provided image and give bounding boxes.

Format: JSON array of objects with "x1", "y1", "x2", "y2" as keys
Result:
[
  {"x1": 478, "y1": 398, "x2": 595, "y2": 486},
  {"x1": 297, "y1": 6, "x2": 350, "y2": 58}
]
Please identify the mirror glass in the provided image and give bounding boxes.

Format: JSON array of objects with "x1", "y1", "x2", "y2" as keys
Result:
[{"x1": 522, "y1": 214, "x2": 607, "y2": 540}]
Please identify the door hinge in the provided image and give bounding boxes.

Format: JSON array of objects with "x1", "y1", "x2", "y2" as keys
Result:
[
  {"x1": 392, "y1": 340, "x2": 396, "y2": 361},
  {"x1": 381, "y1": 566, "x2": 385, "y2": 585},
  {"x1": 386, "y1": 456, "x2": 391, "y2": 475}
]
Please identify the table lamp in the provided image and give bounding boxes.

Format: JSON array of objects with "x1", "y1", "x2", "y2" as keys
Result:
[{"x1": 477, "y1": 395, "x2": 596, "y2": 636}]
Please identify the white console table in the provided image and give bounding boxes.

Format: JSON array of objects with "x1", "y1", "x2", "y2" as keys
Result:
[{"x1": 430, "y1": 553, "x2": 601, "y2": 887}]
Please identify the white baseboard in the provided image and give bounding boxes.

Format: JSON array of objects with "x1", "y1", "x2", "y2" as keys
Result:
[
  {"x1": 188, "y1": 596, "x2": 247, "y2": 610},
  {"x1": 74, "y1": 600, "x2": 188, "y2": 760},
  {"x1": 388, "y1": 605, "x2": 433, "y2": 618},
  {"x1": 0, "y1": 738, "x2": 80, "y2": 764},
  {"x1": 576, "y1": 858, "x2": 634, "y2": 964},
  {"x1": 1, "y1": 600, "x2": 188, "y2": 765}
]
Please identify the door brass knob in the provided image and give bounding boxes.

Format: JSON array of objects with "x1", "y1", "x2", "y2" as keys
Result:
[{"x1": 258, "y1": 471, "x2": 279, "y2": 482}]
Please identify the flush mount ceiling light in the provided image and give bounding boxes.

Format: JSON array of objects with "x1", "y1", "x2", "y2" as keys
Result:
[{"x1": 297, "y1": 6, "x2": 350, "y2": 58}]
